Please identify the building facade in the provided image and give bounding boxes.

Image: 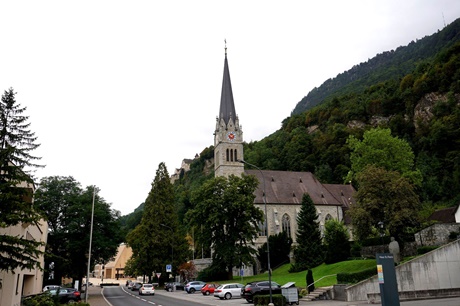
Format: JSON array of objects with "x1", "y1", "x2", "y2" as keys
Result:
[{"x1": 0, "y1": 180, "x2": 48, "y2": 306}]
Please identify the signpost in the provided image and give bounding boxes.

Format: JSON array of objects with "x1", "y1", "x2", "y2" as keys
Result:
[{"x1": 376, "y1": 253, "x2": 400, "y2": 306}]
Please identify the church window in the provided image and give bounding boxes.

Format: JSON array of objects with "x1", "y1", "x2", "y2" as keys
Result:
[
  {"x1": 226, "y1": 149, "x2": 229, "y2": 161},
  {"x1": 282, "y1": 214, "x2": 291, "y2": 238},
  {"x1": 234, "y1": 149, "x2": 237, "y2": 161},
  {"x1": 258, "y1": 217, "x2": 267, "y2": 236},
  {"x1": 230, "y1": 149, "x2": 234, "y2": 162},
  {"x1": 325, "y1": 214, "x2": 333, "y2": 221}
]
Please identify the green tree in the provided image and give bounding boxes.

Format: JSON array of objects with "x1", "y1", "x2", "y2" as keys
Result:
[
  {"x1": 34, "y1": 176, "x2": 122, "y2": 288},
  {"x1": 0, "y1": 88, "x2": 44, "y2": 272},
  {"x1": 290, "y1": 193, "x2": 323, "y2": 272},
  {"x1": 347, "y1": 165, "x2": 420, "y2": 241},
  {"x1": 257, "y1": 231, "x2": 292, "y2": 271},
  {"x1": 323, "y1": 219, "x2": 350, "y2": 264},
  {"x1": 346, "y1": 128, "x2": 422, "y2": 185},
  {"x1": 127, "y1": 162, "x2": 188, "y2": 283},
  {"x1": 187, "y1": 174, "x2": 263, "y2": 280}
]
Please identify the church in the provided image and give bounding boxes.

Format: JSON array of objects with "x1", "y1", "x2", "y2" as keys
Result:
[{"x1": 213, "y1": 46, "x2": 356, "y2": 258}]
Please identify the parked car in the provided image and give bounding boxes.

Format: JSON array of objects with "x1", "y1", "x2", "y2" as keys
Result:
[
  {"x1": 164, "y1": 282, "x2": 185, "y2": 291},
  {"x1": 43, "y1": 285, "x2": 60, "y2": 292},
  {"x1": 139, "y1": 283, "x2": 155, "y2": 295},
  {"x1": 184, "y1": 281, "x2": 206, "y2": 293},
  {"x1": 201, "y1": 283, "x2": 219, "y2": 295},
  {"x1": 241, "y1": 280, "x2": 281, "y2": 303},
  {"x1": 47, "y1": 287, "x2": 81, "y2": 303},
  {"x1": 131, "y1": 282, "x2": 143, "y2": 291},
  {"x1": 214, "y1": 283, "x2": 244, "y2": 300}
]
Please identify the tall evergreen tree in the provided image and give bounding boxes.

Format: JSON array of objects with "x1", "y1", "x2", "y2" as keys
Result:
[
  {"x1": 0, "y1": 88, "x2": 44, "y2": 272},
  {"x1": 290, "y1": 193, "x2": 323, "y2": 272},
  {"x1": 127, "y1": 162, "x2": 188, "y2": 283}
]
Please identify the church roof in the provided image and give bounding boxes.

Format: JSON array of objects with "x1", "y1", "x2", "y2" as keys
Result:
[
  {"x1": 429, "y1": 206, "x2": 457, "y2": 223},
  {"x1": 219, "y1": 52, "x2": 237, "y2": 126},
  {"x1": 245, "y1": 169, "x2": 355, "y2": 207}
]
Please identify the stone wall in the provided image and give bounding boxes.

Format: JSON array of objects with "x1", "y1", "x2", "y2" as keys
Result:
[{"x1": 415, "y1": 223, "x2": 460, "y2": 247}]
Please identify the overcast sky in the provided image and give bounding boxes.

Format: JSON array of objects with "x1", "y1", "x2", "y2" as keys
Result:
[{"x1": 1, "y1": 1, "x2": 460, "y2": 215}]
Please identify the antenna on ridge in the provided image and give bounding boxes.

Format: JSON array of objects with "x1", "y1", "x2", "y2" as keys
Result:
[
  {"x1": 442, "y1": 12, "x2": 446, "y2": 28},
  {"x1": 225, "y1": 39, "x2": 227, "y2": 56}
]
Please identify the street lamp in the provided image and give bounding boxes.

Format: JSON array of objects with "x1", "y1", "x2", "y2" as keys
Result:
[
  {"x1": 160, "y1": 224, "x2": 174, "y2": 281},
  {"x1": 237, "y1": 159, "x2": 273, "y2": 306}
]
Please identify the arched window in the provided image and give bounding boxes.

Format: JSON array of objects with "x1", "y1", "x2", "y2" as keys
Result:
[
  {"x1": 234, "y1": 149, "x2": 238, "y2": 162},
  {"x1": 258, "y1": 216, "x2": 267, "y2": 236},
  {"x1": 226, "y1": 148, "x2": 229, "y2": 161},
  {"x1": 230, "y1": 149, "x2": 234, "y2": 162},
  {"x1": 325, "y1": 214, "x2": 333, "y2": 222},
  {"x1": 282, "y1": 214, "x2": 291, "y2": 238}
]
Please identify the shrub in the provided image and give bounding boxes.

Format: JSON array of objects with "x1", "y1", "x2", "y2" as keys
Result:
[
  {"x1": 254, "y1": 294, "x2": 285, "y2": 306},
  {"x1": 197, "y1": 263, "x2": 228, "y2": 281},
  {"x1": 417, "y1": 245, "x2": 439, "y2": 255},
  {"x1": 337, "y1": 267, "x2": 377, "y2": 284}
]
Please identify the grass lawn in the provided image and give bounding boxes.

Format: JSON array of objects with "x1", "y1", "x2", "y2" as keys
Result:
[{"x1": 220, "y1": 259, "x2": 377, "y2": 289}]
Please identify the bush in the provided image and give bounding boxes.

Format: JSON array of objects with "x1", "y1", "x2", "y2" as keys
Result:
[
  {"x1": 254, "y1": 294, "x2": 285, "y2": 306},
  {"x1": 417, "y1": 245, "x2": 439, "y2": 255},
  {"x1": 337, "y1": 267, "x2": 377, "y2": 284},
  {"x1": 197, "y1": 263, "x2": 228, "y2": 281},
  {"x1": 361, "y1": 236, "x2": 391, "y2": 247}
]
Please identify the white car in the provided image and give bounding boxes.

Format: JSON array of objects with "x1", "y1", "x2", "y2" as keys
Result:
[
  {"x1": 214, "y1": 283, "x2": 244, "y2": 300},
  {"x1": 43, "y1": 285, "x2": 60, "y2": 292},
  {"x1": 139, "y1": 283, "x2": 155, "y2": 296}
]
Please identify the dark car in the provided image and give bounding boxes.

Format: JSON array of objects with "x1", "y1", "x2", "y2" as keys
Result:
[
  {"x1": 241, "y1": 281, "x2": 281, "y2": 303},
  {"x1": 47, "y1": 287, "x2": 81, "y2": 303},
  {"x1": 131, "y1": 282, "x2": 143, "y2": 291},
  {"x1": 164, "y1": 282, "x2": 185, "y2": 291}
]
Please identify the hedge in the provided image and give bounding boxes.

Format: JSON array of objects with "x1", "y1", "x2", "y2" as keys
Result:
[
  {"x1": 337, "y1": 267, "x2": 377, "y2": 284},
  {"x1": 254, "y1": 294, "x2": 285, "y2": 306}
]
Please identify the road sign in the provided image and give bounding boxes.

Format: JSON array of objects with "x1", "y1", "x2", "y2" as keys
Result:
[
  {"x1": 166, "y1": 264, "x2": 172, "y2": 272},
  {"x1": 156, "y1": 273, "x2": 161, "y2": 279}
]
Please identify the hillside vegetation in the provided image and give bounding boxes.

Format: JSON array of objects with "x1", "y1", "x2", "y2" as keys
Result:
[{"x1": 292, "y1": 18, "x2": 460, "y2": 114}]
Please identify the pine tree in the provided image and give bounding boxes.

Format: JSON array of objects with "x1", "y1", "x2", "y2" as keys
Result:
[
  {"x1": 0, "y1": 88, "x2": 44, "y2": 272},
  {"x1": 290, "y1": 193, "x2": 323, "y2": 272},
  {"x1": 127, "y1": 162, "x2": 188, "y2": 283}
]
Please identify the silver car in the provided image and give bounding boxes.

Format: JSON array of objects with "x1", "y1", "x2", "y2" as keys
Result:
[{"x1": 214, "y1": 283, "x2": 244, "y2": 300}]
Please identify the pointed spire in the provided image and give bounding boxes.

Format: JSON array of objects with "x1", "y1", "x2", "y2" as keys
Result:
[{"x1": 219, "y1": 40, "x2": 236, "y2": 126}]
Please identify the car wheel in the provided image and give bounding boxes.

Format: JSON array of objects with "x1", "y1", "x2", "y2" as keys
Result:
[
  {"x1": 224, "y1": 292, "x2": 232, "y2": 300},
  {"x1": 205, "y1": 291, "x2": 210, "y2": 295},
  {"x1": 190, "y1": 288, "x2": 195, "y2": 293}
]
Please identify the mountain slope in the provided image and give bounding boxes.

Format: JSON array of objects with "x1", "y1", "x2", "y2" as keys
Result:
[{"x1": 292, "y1": 18, "x2": 460, "y2": 115}]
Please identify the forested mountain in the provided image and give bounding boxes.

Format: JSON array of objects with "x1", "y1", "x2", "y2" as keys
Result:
[{"x1": 292, "y1": 18, "x2": 460, "y2": 114}]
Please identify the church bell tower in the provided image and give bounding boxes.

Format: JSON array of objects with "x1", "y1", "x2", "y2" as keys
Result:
[{"x1": 214, "y1": 44, "x2": 244, "y2": 177}]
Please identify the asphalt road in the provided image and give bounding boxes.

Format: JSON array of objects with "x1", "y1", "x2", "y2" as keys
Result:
[
  {"x1": 103, "y1": 285, "x2": 252, "y2": 306},
  {"x1": 103, "y1": 285, "x2": 460, "y2": 306}
]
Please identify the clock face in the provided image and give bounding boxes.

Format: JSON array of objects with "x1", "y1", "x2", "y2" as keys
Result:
[{"x1": 227, "y1": 131, "x2": 236, "y2": 141}]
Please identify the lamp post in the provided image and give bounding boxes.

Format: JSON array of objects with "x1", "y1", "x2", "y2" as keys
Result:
[
  {"x1": 378, "y1": 221, "x2": 385, "y2": 250},
  {"x1": 160, "y1": 224, "x2": 174, "y2": 281},
  {"x1": 85, "y1": 188, "x2": 96, "y2": 303},
  {"x1": 237, "y1": 159, "x2": 273, "y2": 306}
]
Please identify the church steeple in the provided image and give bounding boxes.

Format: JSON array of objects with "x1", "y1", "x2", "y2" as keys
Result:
[
  {"x1": 214, "y1": 43, "x2": 244, "y2": 178},
  {"x1": 219, "y1": 49, "x2": 237, "y2": 126}
]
